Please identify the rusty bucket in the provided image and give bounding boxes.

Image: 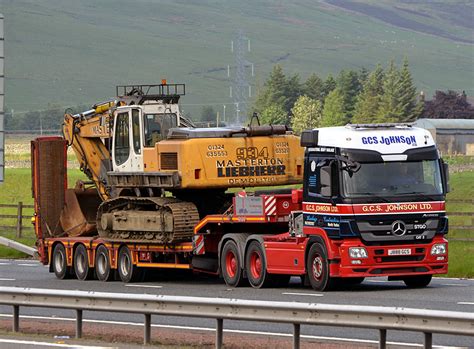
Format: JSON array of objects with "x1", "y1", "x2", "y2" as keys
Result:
[{"x1": 60, "y1": 186, "x2": 102, "y2": 237}]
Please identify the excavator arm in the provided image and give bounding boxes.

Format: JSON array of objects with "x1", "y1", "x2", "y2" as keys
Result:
[{"x1": 62, "y1": 104, "x2": 114, "y2": 201}]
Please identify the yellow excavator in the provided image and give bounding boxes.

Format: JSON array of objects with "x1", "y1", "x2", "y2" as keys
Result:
[{"x1": 57, "y1": 83, "x2": 304, "y2": 243}]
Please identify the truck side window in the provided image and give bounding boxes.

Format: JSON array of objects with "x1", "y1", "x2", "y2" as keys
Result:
[
  {"x1": 114, "y1": 112, "x2": 130, "y2": 166},
  {"x1": 307, "y1": 159, "x2": 322, "y2": 195},
  {"x1": 304, "y1": 156, "x2": 329, "y2": 198},
  {"x1": 304, "y1": 156, "x2": 336, "y2": 200},
  {"x1": 132, "y1": 109, "x2": 141, "y2": 155}
]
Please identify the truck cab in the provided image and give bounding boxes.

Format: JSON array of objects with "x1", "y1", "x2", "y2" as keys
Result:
[{"x1": 299, "y1": 123, "x2": 449, "y2": 289}]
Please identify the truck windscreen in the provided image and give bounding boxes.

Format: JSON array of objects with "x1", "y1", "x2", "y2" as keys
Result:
[{"x1": 342, "y1": 160, "x2": 443, "y2": 198}]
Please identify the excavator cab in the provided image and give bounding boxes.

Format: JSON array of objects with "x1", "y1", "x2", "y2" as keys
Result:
[
  {"x1": 111, "y1": 84, "x2": 187, "y2": 173},
  {"x1": 111, "y1": 103, "x2": 180, "y2": 173}
]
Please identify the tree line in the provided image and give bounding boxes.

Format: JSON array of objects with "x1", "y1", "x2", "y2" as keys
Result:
[
  {"x1": 250, "y1": 60, "x2": 474, "y2": 134},
  {"x1": 4, "y1": 104, "x2": 89, "y2": 132},
  {"x1": 252, "y1": 59, "x2": 426, "y2": 134},
  {"x1": 4, "y1": 58, "x2": 474, "y2": 132}
]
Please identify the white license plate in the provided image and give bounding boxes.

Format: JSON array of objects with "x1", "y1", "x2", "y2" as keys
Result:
[{"x1": 388, "y1": 248, "x2": 411, "y2": 256}]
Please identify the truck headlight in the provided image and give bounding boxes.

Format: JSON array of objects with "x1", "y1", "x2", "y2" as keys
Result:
[
  {"x1": 431, "y1": 243, "x2": 446, "y2": 256},
  {"x1": 349, "y1": 247, "x2": 368, "y2": 258}
]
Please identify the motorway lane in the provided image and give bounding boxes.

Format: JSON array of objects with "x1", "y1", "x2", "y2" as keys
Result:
[{"x1": 0, "y1": 259, "x2": 473, "y2": 348}]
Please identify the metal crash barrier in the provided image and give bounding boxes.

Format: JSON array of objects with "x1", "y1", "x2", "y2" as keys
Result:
[{"x1": 0, "y1": 287, "x2": 472, "y2": 349}]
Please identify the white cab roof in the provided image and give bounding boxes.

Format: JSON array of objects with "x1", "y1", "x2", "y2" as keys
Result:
[{"x1": 315, "y1": 125, "x2": 435, "y2": 154}]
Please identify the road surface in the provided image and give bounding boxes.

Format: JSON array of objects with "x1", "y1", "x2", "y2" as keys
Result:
[{"x1": 0, "y1": 259, "x2": 472, "y2": 348}]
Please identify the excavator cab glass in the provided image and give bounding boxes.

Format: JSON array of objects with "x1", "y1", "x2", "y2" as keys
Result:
[
  {"x1": 114, "y1": 112, "x2": 130, "y2": 166},
  {"x1": 143, "y1": 112, "x2": 177, "y2": 146}
]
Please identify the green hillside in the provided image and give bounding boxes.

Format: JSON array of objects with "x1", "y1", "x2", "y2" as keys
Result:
[{"x1": 1, "y1": 0, "x2": 473, "y2": 122}]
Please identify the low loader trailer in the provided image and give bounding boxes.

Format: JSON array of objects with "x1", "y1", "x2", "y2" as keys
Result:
[{"x1": 32, "y1": 121, "x2": 449, "y2": 290}]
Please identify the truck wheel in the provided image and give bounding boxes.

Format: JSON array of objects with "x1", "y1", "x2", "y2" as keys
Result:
[
  {"x1": 245, "y1": 241, "x2": 272, "y2": 288},
  {"x1": 306, "y1": 243, "x2": 335, "y2": 291},
  {"x1": 52, "y1": 244, "x2": 71, "y2": 279},
  {"x1": 74, "y1": 244, "x2": 93, "y2": 280},
  {"x1": 221, "y1": 240, "x2": 244, "y2": 287},
  {"x1": 403, "y1": 275, "x2": 432, "y2": 288},
  {"x1": 95, "y1": 245, "x2": 113, "y2": 282},
  {"x1": 117, "y1": 246, "x2": 141, "y2": 283}
]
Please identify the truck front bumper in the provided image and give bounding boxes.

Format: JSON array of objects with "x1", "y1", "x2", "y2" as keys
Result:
[{"x1": 333, "y1": 236, "x2": 448, "y2": 278}]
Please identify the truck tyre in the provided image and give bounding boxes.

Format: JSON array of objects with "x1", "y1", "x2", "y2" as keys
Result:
[
  {"x1": 52, "y1": 244, "x2": 71, "y2": 280},
  {"x1": 245, "y1": 241, "x2": 273, "y2": 288},
  {"x1": 403, "y1": 275, "x2": 432, "y2": 288},
  {"x1": 306, "y1": 243, "x2": 335, "y2": 291},
  {"x1": 221, "y1": 240, "x2": 244, "y2": 287},
  {"x1": 95, "y1": 245, "x2": 113, "y2": 282},
  {"x1": 117, "y1": 246, "x2": 142, "y2": 283},
  {"x1": 74, "y1": 244, "x2": 93, "y2": 280}
]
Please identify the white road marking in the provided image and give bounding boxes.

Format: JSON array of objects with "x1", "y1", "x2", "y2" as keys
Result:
[
  {"x1": 441, "y1": 283, "x2": 469, "y2": 287},
  {"x1": 282, "y1": 292, "x2": 324, "y2": 297},
  {"x1": 17, "y1": 263, "x2": 38, "y2": 267},
  {"x1": 0, "y1": 338, "x2": 113, "y2": 348},
  {"x1": 0, "y1": 262, "x2": 11, "y2": 265},
  {"x1": 125, "y1": 284, "x2": 163, "y2": 289},
  {"x1": 365, "y1": 280, "x2": 392, "y2": 283},
  {"x1": 434, "y1": 276, "x2": 474, "y2": 280},
  {"x1": 0, "y1": 314, "x2": 461, "y2": 348},
  {"x1": 457, "y1": 302, "x2": 474, "y2": 305},
  {"x1": 0, "y1": 278, "x2": 15, "y2": 281}
]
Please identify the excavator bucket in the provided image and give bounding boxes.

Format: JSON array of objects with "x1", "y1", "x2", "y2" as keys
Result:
[{"x1": 60, "y1": 186, "x2": 102, "y2": 237}]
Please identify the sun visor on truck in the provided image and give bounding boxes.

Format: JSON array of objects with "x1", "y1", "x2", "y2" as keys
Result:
[
  {"x1": 341, "y1": 148, "x2": 383, "y2": 162},
  {"x1": 404, "y1": 146, "x2": 439, "y2": 161},
  {"x1": 341, "y1": 145, "x2": 439, "y2": 163},
  {"x1": 300, "y1": 130, "x2": 318, "y2": 147}
]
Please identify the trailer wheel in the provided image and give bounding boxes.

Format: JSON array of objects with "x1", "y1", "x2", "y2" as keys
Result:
[
  {"x1": 245, "y1": 241, "x2": 272, "y2": 288},
  {"x1": 52, "y1": 244, "x2": 71, "y2": 280},
  {"x1": 306, "y1": 243, "x2": 335, "y2": 291},
  {"x1": 74, "y1": 244, "x2": 93, "y2": 280},
  {"x1": 95, "y1": 245, "x2": 113, "y2": 282},
  {"x1": 221, "y1": 240, "x2": 244, "y2": 287},
  {"x1": 403, "y1": 275, "x2": 432, "y2": 288},
  {"x1": 117, "y1": 246, "x2": 141, "y2": 283}
]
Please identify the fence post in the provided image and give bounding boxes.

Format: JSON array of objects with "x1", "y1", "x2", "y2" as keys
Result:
[
  {"x1": 379, "y1": 329, "x2": 387, "y2": 349},
  {"x1": 216, "y1": 318, "x2": 223, "y2": 349},
  {"x1": 293, "y1": 323, "x2": 300, "y2": 349},
  {"x1": 144, "y1": 313, "x2": 151, "y2": 345},
  {"x1": 12, "y1": 305, "x2": 19, "y2": 332},
  {"x1": 76, "y1": 309, "x2": 83, "y2": 339},
  {"x1": 424, "y1": 332, "x2": 432, "y2": 349},
  {"x1": 16, "y1": 202, "x2": 23, "y2": 238}
]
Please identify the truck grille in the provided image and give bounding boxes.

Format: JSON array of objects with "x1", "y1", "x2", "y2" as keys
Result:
[
  {"x1": 160, "y1": 152, "x2": 178, "y2": 170},
  {"x1": 356, "y1": 218, "x2": 439, "y2": 244}
]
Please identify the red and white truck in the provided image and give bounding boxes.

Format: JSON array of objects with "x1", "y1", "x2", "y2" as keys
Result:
[{"x1": 32, "y1": 123, "x2": 449, "y2": 290}]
